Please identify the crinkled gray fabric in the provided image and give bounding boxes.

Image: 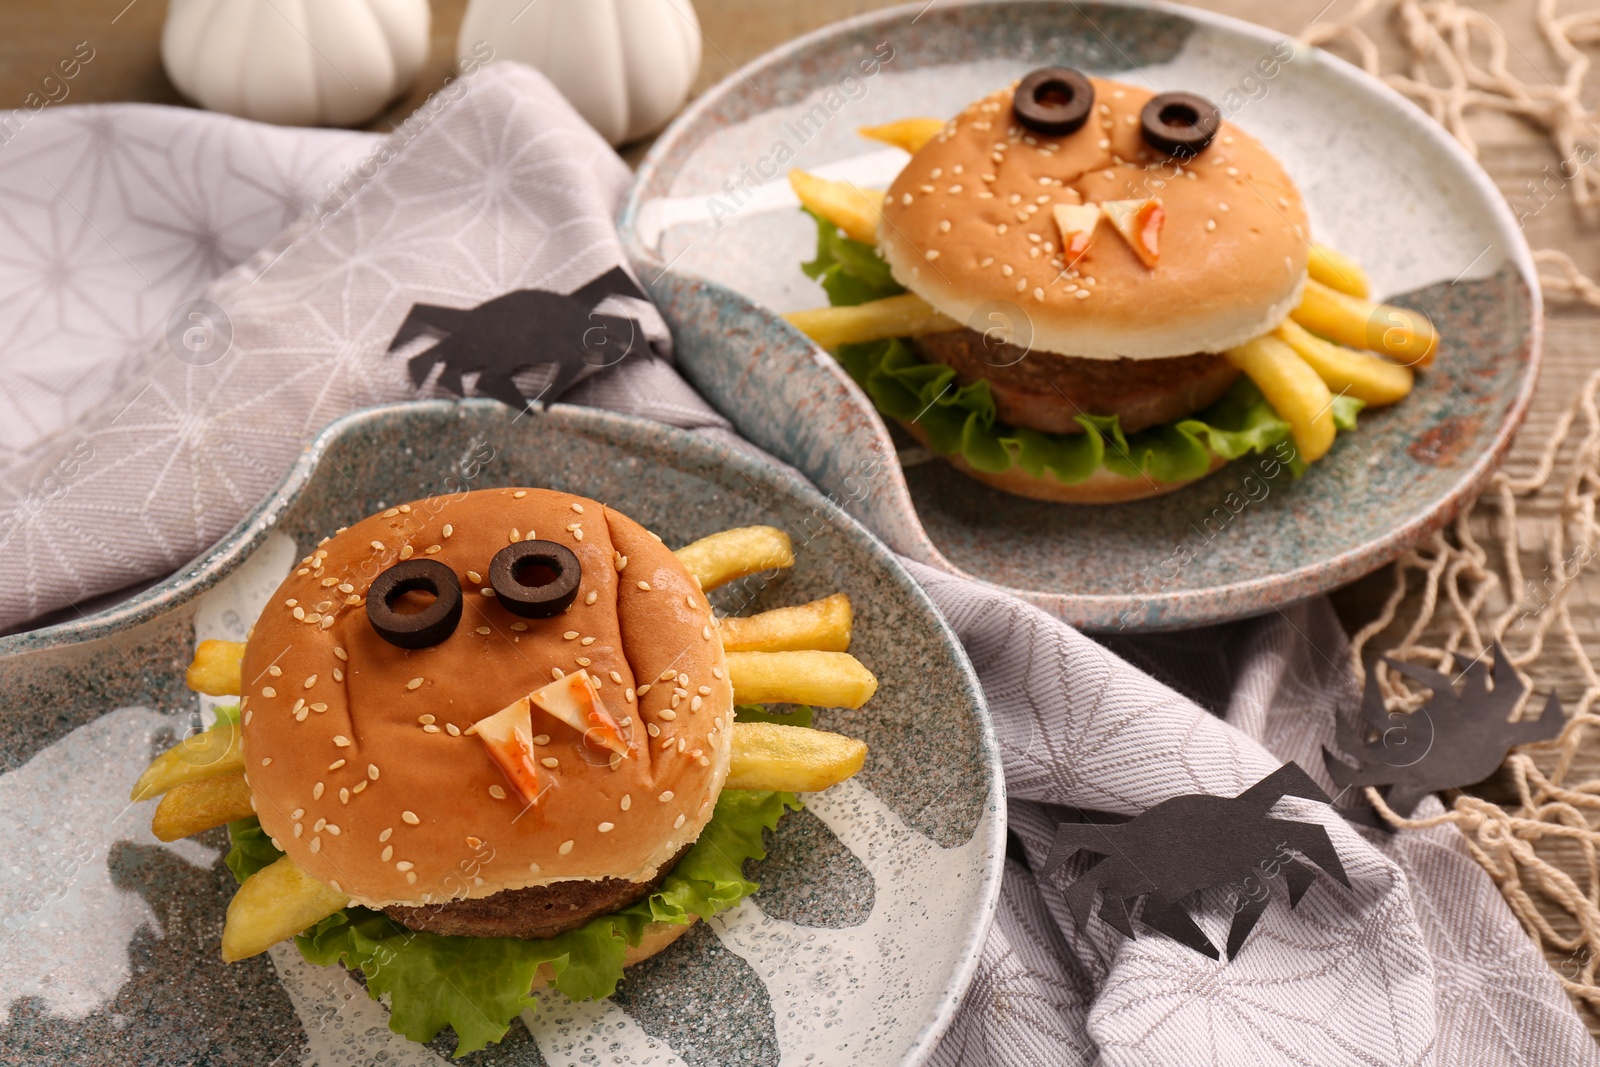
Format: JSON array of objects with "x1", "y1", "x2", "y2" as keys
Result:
[
  {"x1": 909, "y1": 564, "x2": 1596, "y2": 1066},
  {"x1": 0, "y1": 64, "x2": 718, "y2": 631},
  {"x1": 0, "y1": 62, "x2": 1593, "y2": 1066},
  {"x1": 0, "y1": 104, "x2": 372, "y2": 465}
]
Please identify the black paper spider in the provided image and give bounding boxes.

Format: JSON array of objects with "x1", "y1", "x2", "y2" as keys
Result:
[
  {"x1": 1041, "y1": 762, "x2": 1349, "y2": 960},
  {"x1": 389, "y1": 266, "x2": 650, "y2": 409},
  {"x1": 1323, "y1": 641, "x2": 1564, "y2": 819}
]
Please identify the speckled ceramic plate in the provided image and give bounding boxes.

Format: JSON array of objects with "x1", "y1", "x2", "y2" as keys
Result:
[
  {"x1": 618, "y1": 0, "x2": 1540, "y2": 632},
  {"x1": 0, "y1": 400, "x2": 1002, "y2": 1066}
]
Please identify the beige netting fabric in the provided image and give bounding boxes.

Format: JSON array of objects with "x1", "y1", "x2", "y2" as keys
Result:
[{"x1": 1302, "y1": 0, "x2": 1600, "y2": 1014}]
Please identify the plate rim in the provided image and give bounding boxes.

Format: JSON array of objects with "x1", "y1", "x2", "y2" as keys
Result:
[
  {"x1": 0, "y1": 399, "x2": 1006, "y2": 1066},
  {"x1": 618, "y1": 0, "x2": 1544, "y2": 632}
]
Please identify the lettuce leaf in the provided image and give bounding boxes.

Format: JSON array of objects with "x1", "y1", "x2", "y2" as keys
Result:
[
  {"x1": 297, "y1": 908, "x2": 550, "y2": 1053},
  {"x1": 838, "y1": 336, "x2": 1326, "y2": 485},
  {"x1": 1332, "y1": 394, "x2": 1364, "y2": 430},
  {"x1": 732, "y1": 703, "x2": 815, "y2": 728},
  {"x1": 801, "y1": 209, "x2": 904, "y2": 306},
  {"x1": 225, "y1": 818, "x2": 284, "y2": 885},
  {"x1": 266, "y1": 788, "x2": 800, "y2": 1056},
  {"x1": 804, "y1": 210, "x2": 1367, "y2": 486}
]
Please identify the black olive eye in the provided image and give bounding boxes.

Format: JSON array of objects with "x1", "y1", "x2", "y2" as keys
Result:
[
  {"x1": 1140, "y1": 91, "x2": 1221, "y2": 158},
  {"x1": 1012, "y1": 67, "x2": 1095, "y2": 136},
  {"x1": 489, "y1": 540, "x2": 582, "y2": 619},
  {"x1": 367, "y1": 559, "x2": 464, "y2": 649}
]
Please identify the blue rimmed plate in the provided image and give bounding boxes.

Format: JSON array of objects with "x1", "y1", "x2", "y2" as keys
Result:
[{"x1": 0, "y1": 400, "x2": 1003, "y2": 1066}]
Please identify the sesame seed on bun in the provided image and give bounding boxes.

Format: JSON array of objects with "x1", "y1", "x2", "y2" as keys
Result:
[{"x1": 239, "y1": 488, "x2": 732, "y2": 909}]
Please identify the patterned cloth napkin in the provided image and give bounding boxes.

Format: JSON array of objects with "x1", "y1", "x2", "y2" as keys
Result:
[{"x1": 1, "y1": 64, "x2": 1594, "y2": 1066}]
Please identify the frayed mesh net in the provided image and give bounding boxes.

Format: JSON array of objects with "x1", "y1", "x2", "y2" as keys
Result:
[{"x1": 1307, "y1": 0, "x2": 1600, "y2": 1017}]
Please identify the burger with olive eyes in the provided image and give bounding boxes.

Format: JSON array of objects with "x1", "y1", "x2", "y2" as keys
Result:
[
  {"x1": 132, "y1": 487, "x2": 876, "y2": 1054},
  {"x1": 787, "y1": 68, "x2": 1438, "y2": 502}
]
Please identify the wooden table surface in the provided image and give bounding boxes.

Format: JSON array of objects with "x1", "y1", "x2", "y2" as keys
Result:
[{"x1": 6, "y1": 0, "x2": 1600, "y2": 1034}]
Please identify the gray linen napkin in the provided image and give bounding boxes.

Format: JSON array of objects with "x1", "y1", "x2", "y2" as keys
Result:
[
  {"x1": 0, "y1": 104, "x2": 372, "y2": 465},
  {"x1": 0, "y1": 64, "x2": 1594, "y2": 1066}
]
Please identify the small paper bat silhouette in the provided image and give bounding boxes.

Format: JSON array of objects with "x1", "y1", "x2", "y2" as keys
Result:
[
  {"x1": 1323, "y1": 641, "x2": 1564, "y2": 819},
  {"x1": 1042, "y1": 762, "x2": 1350, "y2": 960},
  {"x1": 389, "y1": 266, "x2": 651, "y2": 409}
]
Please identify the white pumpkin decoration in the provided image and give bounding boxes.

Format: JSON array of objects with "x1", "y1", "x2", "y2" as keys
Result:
[
  {"x1": 162, "y1": 0, "x2": 432, "y2": 128},
  {"x1": 457, "y1": 0, "x2": 702, "y2": 146}
]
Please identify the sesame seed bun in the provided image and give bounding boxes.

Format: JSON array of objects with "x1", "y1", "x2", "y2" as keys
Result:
[
  {"x1": 900, "y1": 420, "x2": 1225, "y2": 503},
  {"x1": 877, "y1": 77, "x2": 1310, "y2": 361},
  {"x1": 239, "y1": 488, "x2": 732, "y2": 909}
]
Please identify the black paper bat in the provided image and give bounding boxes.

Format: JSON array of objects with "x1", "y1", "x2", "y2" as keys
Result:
[
  {"x1": 389, "y1": 266, "x2": 651, "y2": 409},
  {"x1": 1041, "y1": 762, "x2": 1350, "y2": 960},
  {"x1": 1323, "y1": 641, "x2": 1564, "y2": 820}
]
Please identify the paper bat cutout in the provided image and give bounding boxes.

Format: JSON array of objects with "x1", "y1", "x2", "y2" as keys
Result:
[
  {"x1": 1324, "y1": 641, "x2": 1564, "y2": 820},
  {"x1": 389, "y1": 266, "x2": 651, "y2": 409},
  {"x1": 1041, "y1": 762, "x2": 1350, "y2": 961}
]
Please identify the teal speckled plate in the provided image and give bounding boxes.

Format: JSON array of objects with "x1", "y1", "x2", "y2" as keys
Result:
[
  {"x1": 0, "y1": 401, "x2": 1003, "y2": 1066},
  {"x1": 619, "y1": 0, "x2": 1540, "y2": 632}
]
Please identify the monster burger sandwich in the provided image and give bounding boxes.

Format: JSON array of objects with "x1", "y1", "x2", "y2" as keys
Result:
[
  {"x1": 133, "y1": 488, "x2": 876, "y2": 1054},
  {"x1": 787, "y1": 68, "x2": 1438, "y2": 502}
]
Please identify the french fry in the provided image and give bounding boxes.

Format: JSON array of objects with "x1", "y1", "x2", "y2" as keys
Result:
[
  {"x1": 785, "y1": 293, "x2": 959, "y2": 351},
  {"x1": 221, "y1": 855, "x2": 349, "y2": 962},
  {"x1": 186, "y1": 639, "x2": 245, "y2": 696},
  {"x1": 152, "y1": 773, "x2": 254, "y2": 842},
  {"x1": 790, "y1": 169, "x2": 883, "y2": 245},
  {"x1": 676, "y1": 526, "x2": 795, "y2": 591},
  {"x1": 726, "y1": 721, "x2": 868, "y2": 792},
  {"x1": 1224, "y1": 335, "x2": 1337, "y2": 464},
  {"x1": 1292, "y1": 278, "x2": 1438, "y2": 368},
  {"x1": 1274, "y1": 319, "x2": 1413, "y2": 407},
  {"x1": 858, "y1": 117, "x2": 946, "y2": 155},
  {"x1": 726, "y1": 650, "x2": 878, "y2": 709},
  {"x1": 719, "y1": 594, "x2": 853, "y2": 653},
  {"x1": 130, "y1": 718, "x2": 245, "y2": 801},
  {"x1": 1307, "y1": 244, "x2": 1370, "y2": 298}
]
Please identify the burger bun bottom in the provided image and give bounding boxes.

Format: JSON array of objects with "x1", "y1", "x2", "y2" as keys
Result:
[{"x1": 900, "y1": 421, "x2": 1227, "y2": 504}]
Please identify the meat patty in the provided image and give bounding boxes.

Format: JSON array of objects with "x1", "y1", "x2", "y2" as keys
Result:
[
  {"x1": 383, "y1": 843, "x2": 692, "y2": 940},
  {"x1": 912, "y1": 329, "x2": 1241, "y2": 435}
]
